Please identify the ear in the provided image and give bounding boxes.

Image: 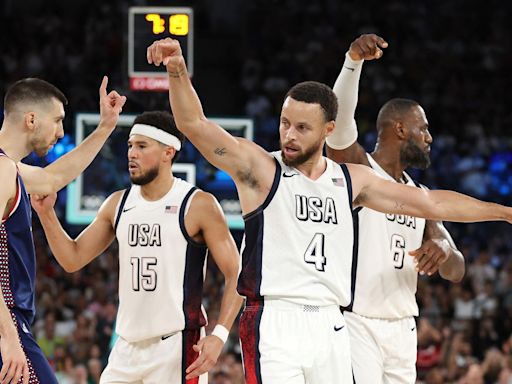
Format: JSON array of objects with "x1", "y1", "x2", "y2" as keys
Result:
[
  {"x1": 24, "y1": 112, "x2": 36, "y2": 132},
  {"x1": 324, "y1": 120, "x2": 336, "y2": 137},
  {"x1": 163, "y1": 146, "x2": 177, "y2": 164},
  {"x1": 395, "y1": 121, "x2": 407, "y2": 140}
]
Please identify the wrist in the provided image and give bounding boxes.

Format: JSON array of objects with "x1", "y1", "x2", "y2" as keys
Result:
[
  {"x1": 0, "y1": 323, "x2": 18, "y2": 339},
  {"x1": 211, "y1": 324, "x2": 229, "y2": 344},
  {"x1": 346, "y1": 51, "x2": 364, "y2": 65}
]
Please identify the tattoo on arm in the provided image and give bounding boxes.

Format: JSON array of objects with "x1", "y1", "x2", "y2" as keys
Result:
[
  {"x1": 214, "y1": 147, "x2": 227, "y2": 156},
  {"x1": 394, "y1": 201, "x2": 405, "y2": 211}
]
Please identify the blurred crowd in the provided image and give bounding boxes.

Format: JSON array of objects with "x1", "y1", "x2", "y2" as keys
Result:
[{"x1": 2, "y1": 0, "x2": 512, "y2": 382}]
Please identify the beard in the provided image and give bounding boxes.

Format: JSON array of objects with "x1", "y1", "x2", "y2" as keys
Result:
[
  {"x1": 400, "y1": 138, "x2": 431, "y2": 169},
  {"x1": 130, "y1": 165, "x2": 159, "y2": 185},
  {"x1": 280, "y1": 139, "x2": 322, "y2": 168},
  {"x1": 30, "y1": 136, "x2": 52, "y2": 157}
]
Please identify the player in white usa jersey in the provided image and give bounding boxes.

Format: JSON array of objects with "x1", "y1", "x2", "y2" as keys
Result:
[
  {"x1": 147, "y1": 38, "x2": 512, "y2": 384},
  {"x1": 326, "y1": 34, "x2": 466, "y2": 383},
  {"x1": 31, "y1": 111, "x2": 243, "y2": 383}
]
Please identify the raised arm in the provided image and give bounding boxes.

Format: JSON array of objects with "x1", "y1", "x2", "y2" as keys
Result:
[
  {"x1": 349, "y1": 163, "x2": 512, "y2": 223},
  {"x1": 184, "y1": 192, "x2": 243, "y2": 379},
  {"x1": 19, "y1": 77, "x2": 126, "y2": 195},
  {"x1": 409, "y1": 220, "x2": 465, "y2": 282},
  {"x1": 0, "y1": 158, "x2": 30, "y2": 384},
  {"x1": 31, "y1": 191, "x2": 120, "y2": 272},
  {"x1": 326, "y1": 34, "x2": 388, "y2": 165},
  {"x1": 146, "y1": 38, "x2": 274, "y2": 183}
]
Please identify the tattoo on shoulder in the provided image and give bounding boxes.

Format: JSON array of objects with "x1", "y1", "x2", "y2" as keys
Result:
[{"x1": 214, "y1": 147, "x2": 227, "y2": 156}]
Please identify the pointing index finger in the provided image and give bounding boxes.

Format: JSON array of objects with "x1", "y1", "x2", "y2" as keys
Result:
[
  {"x1": 373, "y1": 35, "x2": 388, "y2": 49},
  {"x1": 99, "y1": 76, "x2": 108, "y2": 97}
]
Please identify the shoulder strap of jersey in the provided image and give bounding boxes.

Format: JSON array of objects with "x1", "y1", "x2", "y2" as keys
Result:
[
  {"x1": 114, "y1": 187, "x2": 132, "y2": 232},
  {"x1": 178, "y1": 186, "x2": 206, "y2": 247},
  {"x1": 0, "y1": 151, "x2": 21, "y2": 223}
]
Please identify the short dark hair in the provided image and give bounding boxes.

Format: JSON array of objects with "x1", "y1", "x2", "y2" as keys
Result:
[
  {"x1": 4, "y1": 78, "x2": 68, "y2": 115},
  {"x1": 376, "y1": 98, "x2": 420, "y2": 131},
  {"x1": 133, "y1": 111, "x2": 185, "y2": 158},
  {"x1": 285, "y1": 81, "x2": 338, "y2": 122}
]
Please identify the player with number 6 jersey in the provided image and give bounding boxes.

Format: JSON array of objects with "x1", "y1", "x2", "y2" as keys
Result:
[
  {"x1": 326, "y1": 34, "x2": 465, "y2": 384},
  {"x1": 32, "y1": 111, "x2": 243, "y2": 384}
]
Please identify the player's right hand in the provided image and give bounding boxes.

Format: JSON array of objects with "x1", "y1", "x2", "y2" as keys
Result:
[
  {"x1": 98, "y1": 76, "x2": 127, "y2": 129},
  {"x1": 0, "y1": 333, "x2": 30, "y2": 384},
  {"x1": 349, "y1": 34, "x2": 388, "y2": 61},
  {"x1": 30, "y1": 193, "x2": 57, "y2": 215},
  {"x1": 146, "y1": 38, "x2": 186, "y2": 73}
]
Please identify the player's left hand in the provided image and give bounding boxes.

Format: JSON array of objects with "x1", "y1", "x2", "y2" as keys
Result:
[
  {"x1": 409, "y1": 238, "x2": 451, "y2": 276},
  {"x1": 185, "y1": 335, "x2": 224, "y2": 379},
  {"x1": 98, "y1": 76, "x2": 127, "y2": 129}
]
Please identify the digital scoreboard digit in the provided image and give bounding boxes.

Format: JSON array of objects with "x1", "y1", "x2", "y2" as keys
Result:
[{"x1": 128, "y1": 7, "x2": 193, "y2": 91}]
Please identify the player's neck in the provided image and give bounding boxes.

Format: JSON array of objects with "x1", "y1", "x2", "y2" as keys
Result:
[
  {"x1": 139, "y1": 172, "x2": 175, "y2": 201},
  {"x1": 371, "y1": 148, "x2": 406, "y2": 182},
  {"x1": 296, "y1": 151, "x2": 327, "y2": 180},
  {"x1": 0, "y1": 125, "x2": 31, "y2": 162}
]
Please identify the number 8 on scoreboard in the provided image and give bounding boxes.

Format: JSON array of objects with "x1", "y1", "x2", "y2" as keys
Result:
[{"x1": 128, "y1": 7, "x2": 194, "y2": 91}]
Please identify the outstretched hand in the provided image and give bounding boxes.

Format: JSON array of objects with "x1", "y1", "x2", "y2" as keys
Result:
[
  {"x1": 98, "y1": 76, "x2": 127, "y2": 128},
  {"x1": 349, "y1": 34, "x2": 388, "y2": 61},
  {"x1": 146, "y1": 38, "x2": 186, "y2": 74}
]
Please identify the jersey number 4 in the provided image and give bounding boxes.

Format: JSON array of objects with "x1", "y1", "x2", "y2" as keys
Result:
[
  {"x1": 304, "y1": 233, "x2": 326, "y2": 272},
  {"x1": 130, "y1": 257, "x2": 158, "y2": 291}
]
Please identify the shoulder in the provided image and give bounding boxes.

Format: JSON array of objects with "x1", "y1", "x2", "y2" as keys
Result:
[
  {"x1": 188, "y1": 190, "x2": 225, "y2": 222},
  {"x1": 0, "y1": 157, "x2": 18, "y2": 196},
  {"x1": 0, "y1": 156, "x2": 17, "y2": 175}
]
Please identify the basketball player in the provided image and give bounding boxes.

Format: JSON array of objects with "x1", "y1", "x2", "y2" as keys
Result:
[
  {"x1": 0, "y1": 77, "x2": 125, "y2": 384},
  {"x1": 31, "y1": 111, "x2": 243, "y2": 384},
  {"x1": 326, "y1": 34, "x2": 465, "y2": 383},
  {"x1": 146, "y1": 38, "x2": 512, "y2": 383}
]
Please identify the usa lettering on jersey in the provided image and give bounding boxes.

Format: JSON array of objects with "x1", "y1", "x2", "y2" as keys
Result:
[
  {"x1": 295, "y1": 195, "x2": 338, "y2": 224},
  {"x1": 128, "y1": 224, "x2": 162, "y2": 247},
  {"x1": 385, "y1": 213, "x2": 417, "y2": 229}
]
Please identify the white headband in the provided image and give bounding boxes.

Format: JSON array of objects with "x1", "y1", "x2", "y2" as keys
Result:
[{"x1": 130, "y1": 123, "x2": 182, "y2": 151}]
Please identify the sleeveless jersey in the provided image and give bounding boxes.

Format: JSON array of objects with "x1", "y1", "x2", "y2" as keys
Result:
[
  {"x1": 0, "y1": 149, "x2": 37, "y2": 323},
  {"x1": 349, "y1": 153, "x2": 426, "y2": 318},
  {"x1": 114, "y1": 178, "x2": 208, "y2": 342},
  {"x1": 238, "y1": 151, "x2": 356, "y2": 307}
]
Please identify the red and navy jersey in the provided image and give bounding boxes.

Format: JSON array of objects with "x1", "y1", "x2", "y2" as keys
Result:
[{"x1": 0, "y1": 149, "x2": 36, "y2": 323}]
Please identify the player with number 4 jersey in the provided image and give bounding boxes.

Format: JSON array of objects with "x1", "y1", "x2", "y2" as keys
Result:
[
  {"x1": 32, "y1": 111, "x2": 243, "y2": 384},
  {"x1": 148, "y1": 37, "x2": 512, "y2": 384}
]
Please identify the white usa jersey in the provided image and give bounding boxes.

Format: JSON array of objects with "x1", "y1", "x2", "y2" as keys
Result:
[
  {"x1": 114, "y1": 178, "x2": 208, "y2": 342},
  {"x1": 237, "y1": 151, "x2": 355, "y2": 307},
  {"x1": 349, "y1": 154, "x2": 426, "y2": 318}
]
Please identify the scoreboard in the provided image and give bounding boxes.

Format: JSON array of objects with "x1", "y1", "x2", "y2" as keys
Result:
[{"x1": 128, "y1": 7, "x2": 193, "y2": 91}]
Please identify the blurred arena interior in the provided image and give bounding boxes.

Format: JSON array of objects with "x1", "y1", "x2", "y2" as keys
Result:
[{"x1": 1, "y1": 0, "x2": 512, "y2": 382}]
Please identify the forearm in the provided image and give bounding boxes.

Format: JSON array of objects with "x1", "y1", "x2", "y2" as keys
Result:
[
  {"x1": 430, "y1": 190, "x2": 512, "y2": 223},
  {"x1": 37, "y1": 209, "x2": 81, "y2": 272},
  {"x1": 327, "y1": 53, "x2": 363, "y2": 150},
  {"x1": 0, "y1": 293, "x2": 17, "y2": 338},
  {"x1": 44, "y1": 122, "x2": 116, "y2": 192},
  {"x1": 215, "y1": 276, "x2": 243, "y2": 331},
  {"x1": 439, "y1": 248, "x2": 465, "y2": 282},
  {"x1": 167, "y1": 64, "x2": 207, "y2": 138}
]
